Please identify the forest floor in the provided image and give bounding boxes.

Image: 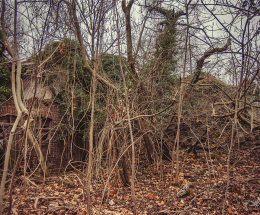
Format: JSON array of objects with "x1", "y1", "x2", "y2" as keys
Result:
[{"x1": 2, "y1": 146, "x2": 260, "y2": 215}]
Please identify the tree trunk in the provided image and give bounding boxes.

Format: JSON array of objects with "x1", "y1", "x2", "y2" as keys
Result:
[
  {"x1": 26, "y1": 128, "x2": 49, "y2": 176},
  {"x1": 122, "y1": 0, "x2": 138, "y2": 79},
  {"x1": 0, "y1": 60, "x2": 22, "y2": 215},
  {"x1": 115, "y1": 132, "x2": 130, "y2": 186},
  {"x1": 138, "y1": 119, "x2": 157, "y2": 163}
]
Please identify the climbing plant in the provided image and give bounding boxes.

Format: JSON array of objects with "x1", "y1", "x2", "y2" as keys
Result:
[
  {"x1": 141, "y1": 7, "x2": 185, "y2": 112},
  {"x1": 35, "y1": 39, "x2": 128, "y2": 141},
  {"x1": 0, "y1": 30, "x2": 11, "y2": 105},
  {"x1": 147, "y1": 7, "x2": 185, "y2": 96}
]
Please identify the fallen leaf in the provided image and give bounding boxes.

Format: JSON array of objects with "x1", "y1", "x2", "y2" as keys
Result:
[
  {"x1": 109, "y1": 200, "x2": 115, "y2": 205},
  {"x1": 228, "y1": 205, "x2": 232, "y2": 214},
  {"x1": 198, "y1": 198, "x2": 203, "y2": 204},
  {"x1": 157, "y1": 200, "x2": 165, "y2": 206},
  {"x1": 110, "y1": 190, "x2": 117, "y2": 195},
  {"x1": 148, "y1": 193, "x2": 156, "y2": 199}
]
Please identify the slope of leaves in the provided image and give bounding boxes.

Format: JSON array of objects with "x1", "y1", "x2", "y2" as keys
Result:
[{"x1": 2, "y1": 144, "x2": 260, "y2": 214}]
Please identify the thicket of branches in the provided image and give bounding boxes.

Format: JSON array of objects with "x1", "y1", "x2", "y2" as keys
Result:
[{"x1": 0, "y1": 0, "x2": 260, "y2": 214}]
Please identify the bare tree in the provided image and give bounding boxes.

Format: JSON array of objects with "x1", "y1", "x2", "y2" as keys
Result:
[{"x1": 0, "y1": 0, "x2": 49, "y2": 213}]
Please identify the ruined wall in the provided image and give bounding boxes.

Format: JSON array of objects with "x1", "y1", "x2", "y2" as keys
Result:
[{"x1": 0, "y1": 98, "x2": 71, "y2": 170}]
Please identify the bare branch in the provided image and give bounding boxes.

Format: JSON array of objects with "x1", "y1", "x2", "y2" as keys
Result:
[
  {"x1": 66, "y1": 0, "x2": 116, "y2": 89},
  {"x1": 192, "y1": 38, "x2": 231, "y2": 85}
]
